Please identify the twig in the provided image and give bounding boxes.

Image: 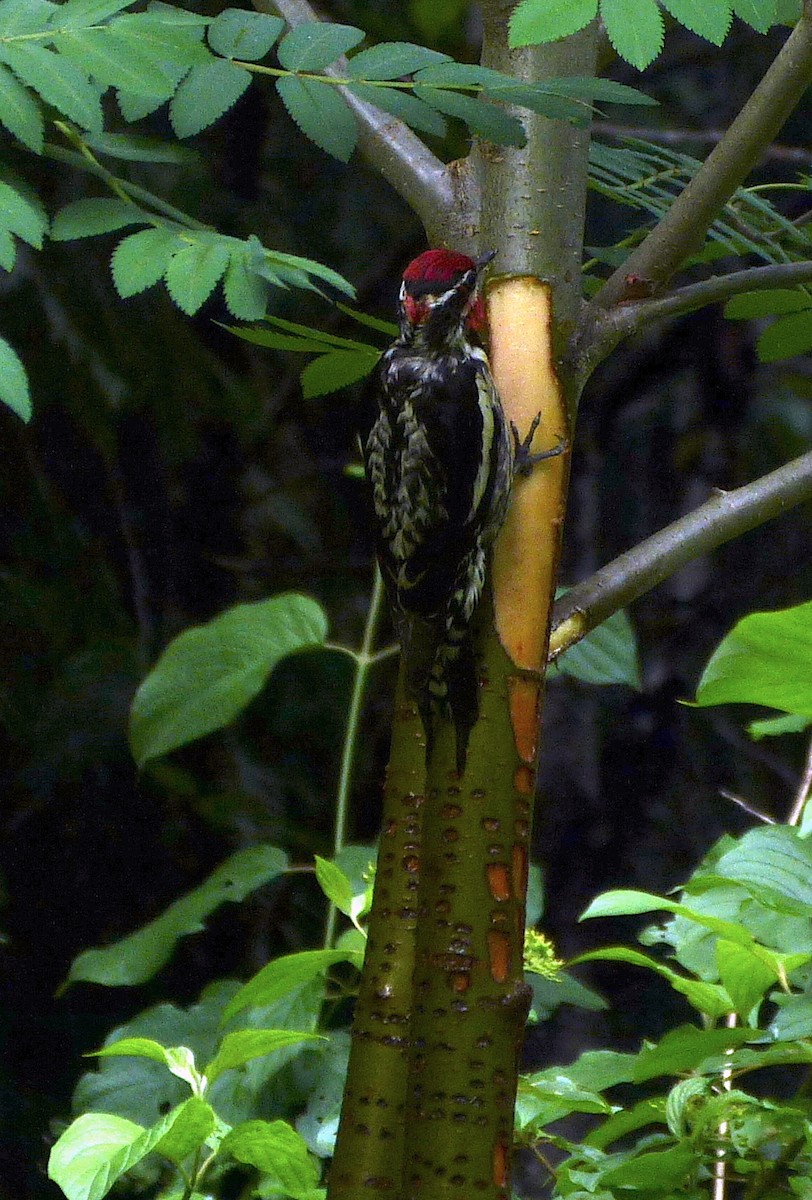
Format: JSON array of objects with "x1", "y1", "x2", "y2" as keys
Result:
[
  {"x1": 713, "y1": 1012, "x2": 738, "y2": 1200},
  {"x1": 254, "y1": 0, "x2": 477, "y2": 247},
  {"x1": 719, "y1": 789, "x2": 776, "y2": 825},
  {"x1": 585, "y1": 260, "x2": 812, "y2": 360},
  {"x1": 549, "y1": 450, "x2": 812, "y2": 658},
  {"x1": 787, "y1": 732, "x2": 812, "y2": 826}
]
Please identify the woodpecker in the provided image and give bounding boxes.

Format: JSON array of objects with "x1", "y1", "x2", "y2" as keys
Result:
[{"x1": 361, "y1": 248, "x2": 560, "y2": 774}]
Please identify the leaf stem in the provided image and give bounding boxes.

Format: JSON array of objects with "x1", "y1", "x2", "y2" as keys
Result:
[
  {"x1": 324, "y1": 566, "x2": 385, "y2": 949},
  {"x1": 550, "y1": 449, "x2": 812, "y2": 659}
]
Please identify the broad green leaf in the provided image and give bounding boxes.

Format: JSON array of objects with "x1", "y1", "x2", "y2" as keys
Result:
[
  {"x1": 517, "y1": 1075, "x2": 613, "y2": 1130},
  {"x1": 732, "y1": 0, "x2": 778, "y2": 32},
  {"x1": 600, "y1": 0, "x2": 664, "y2": 69},
  {"x1": 207, "y1": 9, "x2": 284, "y2": 60},
  {"x1": 555, "y1": 608, "x2": 640, "y2": 688},
  {"x1": 723, "y1": 288, "x2": 812, "y2": 318},
  {"x1": 694, "y1": 598, "x2": 812, "y2": 717},
  {"x1": 109, "y1": 12, "x2": 211, "y2": 66},
  {"x1": 1, "y1": 42, "x2": 102, "y2": 129},
  {"x1": 0, "y1": 0, "x2": 56, "y2": 36},
  {"x1": 221, "y1": 1120, "x2": 319, "y2": 1192},
  {"x1": 301, "y1": 350, "x2": 378, "y2": 398},
  {"x1": 713, "y1": 825, "x2": 812, "y2": 916},
  {"x1": 715, "y1": 938, "x2": 777, "y2": 1017},
  {"x1": 769, "y1": 994, "x2": 812, "y2": 1040},
  {"x1": 50, "y1": 0, "x2": 136, "y2": 25},
  {"x1": 314, "y1": 856, "x2": 354, "y2": 916},
  {"x1": 0, "y1": 227, "x2": 16, "y2": 270},
  {"x1": 0, "y1": 335, "x2": 30, "y2": 420},
  {"x1": 52, "y1": 28, "x2": 175, "y2": 95},
  {"x1": 276, "y1": 22, "x2": 364, "y2": 71},
  {"x1": 276, "y1": 75, "x2": 357, "y2": 162},
  {"x1": 602, "y1": 1146, "x2": 698, "y2": 1189},
  {"x1": 750, "y1": 714, "x2": 810, "y2": 740},
  {"x1": 415, "y1": 85, "x2": 526, "y2": 145},
  {"x1": 164, "y1": 240, "x2": 229, "y2": 315},
  {"x1": 51, "y1": 198, "x2": 145, "y2": 240},
  {"x1": 129, "y1": 593, "x2": 327, "y2": 765},
  {"x1": 509, "y1": 0, "x2": 598, "y2": 47},
  {"x1": 205, "y1": 1029, "x2": 324, "y2": 1083},
  {"x1": 64, "y1": 845, "x2": 288, "y2": 987},
  {"x1": 0, "y1": 62, "x2": 42, "y2": 151},
  {"x1": 665, "y1": 1076, "x2": 708, "y2": 1137},
  {"x1": 572, "y1": 946, "x2": 732, "y2": 1017},
  {"x1": 758, "y1": 310, "x2": 812, "y2": 362},
  {"x1": 111, "y1": 226, "x2": 180, "y2": 297},
  {"x1": 346, "y1": 81, "x2": 447, "y2": 137},
  {"x1": 296, "y1": 1031, "x2": 349, "y2": 1158},
  {"x1": 83, "y1": 132, "x2": 197, "y2": 163},
  {"x1": 0, "y1": 178, "x2": 46, "y2": 247},
  {"x1": 152, "y1": 1097, "x2": 215, "y2": 1165},
  {"x1": 170, "y1": 58, "x2": 251, "y2": 138},
  {"x1": 632, "y1": 1024, "x2": 751, "y2": 1081},
  {"x1": 89, "y1": 1037, "x2": 174, "y2": 1067},
  {"x1": 223, "y1": 251, "x2": 269, "y2": 321},
  {"x1": 587, "y1": 1098, "x2": 667, "y2": 1149},
  {"x1": 48, "y1": 1101, "x2": 210, "y2": 1200},
  {"x1": 660, "y1": 0, "x2": 733, "y2": 43},
  {"x1": 222, "y1": 948, "x2": 363, "y2": 1024},
  {"x1": 346, "y1": 41, "x2": 450, "y2": 79}
]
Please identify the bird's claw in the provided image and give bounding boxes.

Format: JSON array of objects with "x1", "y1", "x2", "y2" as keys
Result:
[{"x1": 511, "y1": 414, "x2": 568, "y2": 477}]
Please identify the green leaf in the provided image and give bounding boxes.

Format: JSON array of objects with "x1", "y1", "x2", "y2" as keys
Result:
[
  {"x1": 346, "y1": 81, "x2": 447, "y2": 137},
  {"x1": 715, "y1": 938, "x2": 777, "y2": 1017},
  {"x1": 109, "y1": 12, "x2": 211, "y2": 66},
  {"x1": 769, "y1": 994, "x2": 812, "y2": 1040},
  {"x1": 1, "y1": 42, "x2": 102, "y2": 129},
  {"x1": 587, "y1": 1098, "x2": 667, "y2": 1149},
  {"x1": 415, "y1": 85, "x2": 526, "y2": 145},
  {"x1": 631, "y1": 1024, "x2": 751, "y2": 1081},
  {"x1": 749, "y1": 712, "x2": 810, "y2": 739},
  {"x1": 164, "y1": 240, "x2": 229, "y2": 315},
  {"x1": 314, "y1": 856, "x2": 354, "y2": 916},
  {"x1": 0, "y1": 0, "x2": 56, "y2": 37},
  {"x1": 51, "y1": 197, "x2": 145, "y2": 240},
  {"x1": 276, "y1": 22, "x2": 364, "y2": 71},
  {"x1": 732, "y1": 0, "x2": 778, "y2": 33},
  {"x1": 509, "y1": 0, "x2": 598, "y2": 47},
  {"x1": 335, "y1": 302, "x2": 397, "y2": 337},
  {"x1": 541, "y1": 75, "x2": 658, "y2": 106},
  {"x1": 600, "y1": 0, "x2": 665, "y2": 69},
  {"x1": 50, "y1": 0, "x2": 137, "y2": 25},
  {"x1": 0, "y1": 62, "x2": 42, "y2": 151},
  {"x1": 723, "y1": 288, "x2": 812, "y2": 318},
  {"x1": 276, "y1": 75, "x2": 357, "y2": 162},
  {"x1": 222, "y1": 948, "x2": 363, "y2": 1024},
  {"x1": 223, "y1": 250, "x2": 269, "y2": 321},
  {"x1": 482, "y1": 80, "x2": 589, "y2": 124},
  {"x1": 266, "y1": 250, "x2": 355, "y2": 298},
  {"x1": 89, "y1": 1037, "x2": 174, "y2": 1067},
  {"x1": 152, "y1": 1097, "x2": 215, "y2": 1166},
  {"x1": 64, "y1": 844, "x2": 288, "y2": 987},
  {"x1": 301, "y1": 349, "x2": 378, "y2": 398},
  {"x1": 111, "y1": 226, "x2": 180, "y2": 298},
  {"x1": 207, "y1": 9, "x2": 284, "y2": 60},
  {"x1": 694, "y1": 598, "x2": 812, "y2": 717},
  {"x1": 555, "y1": 607, "x2": 640, "y2": 687},
  {"x1": 713, "y1": 826, "x2": 812, "y2": 917},
  {"x1": 170, "y1": 58, "x2": 251, "y2": 138},
  {"x1": 82, "y1": 131, "x2": 197, "y2": 163},
  {"x1": 48, "y1": 1101, "x2": 212, "y2": 1200},
  {"x1": 221, "y1": 1119, "x2": 319, "y2": 1192},
  {"x1": 0, "y1": 335, "x2": 30, "y2": 421},
  {"x1": 758, "y1": 310, "x2": 812, "y2": 362},
  {"x1": 52, "y1": 28, "x2": 175, "y2": 96},
  {"x1": 660, "y1": 0, "x2": 733, "y2": 43},
  {"x1": 602, "y1": 1146, "x2": 698, "y2": 1189},
  {"x1": 129, "y1": 594, "x2": 327, "y2": 765},
  {"x1": 264, "y1": 314, "x2": 370, "y2": 348},
  {"x1": 0, "y1": 177, "x2": 47, "y2": 247},
  {"x1": 205, "y1": 1029, "x2": 324, "y2": 1084},
  {"x1": 346, "y1": 41, "x2": 450, "y2": 79},
  {"x1": 572, "y1": 946, "x2": 732, "y2": 1017},
  {"x1": 581, "y1": 888, "x2": 761, "y2": 951}
]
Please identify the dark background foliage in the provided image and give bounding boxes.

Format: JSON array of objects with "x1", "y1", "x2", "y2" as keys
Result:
[{"x1": 1, "y1": 3, "x2": 811, "y2": 1196}]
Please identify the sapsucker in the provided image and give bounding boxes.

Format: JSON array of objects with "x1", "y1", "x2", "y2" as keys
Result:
[{"x1": 359, "y1": 248, "x2": 514, "y2": 774}]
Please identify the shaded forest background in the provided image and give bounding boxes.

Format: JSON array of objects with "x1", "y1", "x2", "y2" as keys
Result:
[{"x1": 2, "y1": 2, "x2": 812, "y2": 1195}]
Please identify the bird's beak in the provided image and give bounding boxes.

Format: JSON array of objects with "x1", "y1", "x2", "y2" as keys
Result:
[{"x1": 475, "y1": 249, "x2": 497, "y2": 274}]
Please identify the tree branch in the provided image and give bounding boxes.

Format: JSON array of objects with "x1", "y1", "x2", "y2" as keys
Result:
[
  {"x1": 259, "y1": 0, "x2": 480, "y2": 247},
  {"x1": 574, "y1": 4, "x2": 812, "y2": 370},
  {"x1": 593, "y1": 259, "x2": 812, "y2": 352},
  {"x1": 549, "y1": 450, "x2": 812, "y2": 658}
]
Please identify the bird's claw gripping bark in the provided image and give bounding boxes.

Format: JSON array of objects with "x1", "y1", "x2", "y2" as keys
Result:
[{"x1": 511, "y1": 414, "x2": 568, "y2": 477}]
